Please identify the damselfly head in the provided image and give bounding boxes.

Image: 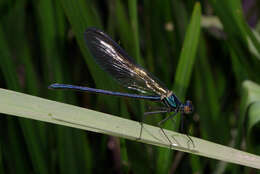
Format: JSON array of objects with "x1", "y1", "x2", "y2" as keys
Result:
[{"x1": 183, "y1": 100, "x2": 193, "y2": 114}]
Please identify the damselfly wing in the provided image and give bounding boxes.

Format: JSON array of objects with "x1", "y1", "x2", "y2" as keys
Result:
[{"x1": 85, "y1": 28, "x2": 170, "y2": 97}]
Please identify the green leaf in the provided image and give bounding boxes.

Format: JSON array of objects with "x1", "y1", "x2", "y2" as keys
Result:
[
  {"x1": 241, "y1": 81, "x2": 260, "y2": 154},
  {"x1": 173, "y1": 2, "x2": 201, "y2": 98},
  {"x1": 247, "y1": 102, "x2": 260, "y2": 153},
  {"x1": 1, "y1": 89, "x2": 260, "y2": 169}
]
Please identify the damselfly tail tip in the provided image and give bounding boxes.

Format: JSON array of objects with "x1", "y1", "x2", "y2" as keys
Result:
[
  {"x1": 48, "y1": 83, "x2": 60, "y2": 89},
  {"x1": 84, "y1": 27, "x2": 101, "y2": 37},
  {"x1": 85, "y1": 27, "x2": 99, "y2": 32}
]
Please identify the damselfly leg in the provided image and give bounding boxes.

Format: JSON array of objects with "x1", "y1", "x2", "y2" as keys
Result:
[
  {"x1": 157, "y1": 112, "x2": 178, "y2": 148},
  {"x1": 137, "y1": 108, "x2": 170, "y2": 141},
  {"x1": 180, "y1": 114, "x2": 195, "y2": 148},
  {"x1": 137, "y1": 109, "x2": 178, "y2": 148}
]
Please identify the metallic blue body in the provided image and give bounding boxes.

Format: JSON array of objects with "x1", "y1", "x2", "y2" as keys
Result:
[{"x1": 163, "y1": 94, "x2": 182, "y2": 109}]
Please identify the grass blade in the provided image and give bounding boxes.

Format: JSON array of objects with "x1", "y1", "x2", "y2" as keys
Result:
[{"x1": 0, "y1": 88, "x2": 260, "y2": 169}]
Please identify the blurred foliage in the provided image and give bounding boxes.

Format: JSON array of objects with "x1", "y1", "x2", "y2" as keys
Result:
[{"x1": 0, "y1": 0, "x2": 260, "y2": 173}]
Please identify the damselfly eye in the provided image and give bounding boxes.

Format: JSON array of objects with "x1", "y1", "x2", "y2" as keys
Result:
[{"x1": 184, "y1": 100, "x2": 193, "y2": 114}]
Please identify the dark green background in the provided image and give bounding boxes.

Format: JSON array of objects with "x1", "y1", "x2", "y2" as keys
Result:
[{"x1": 0, "y1": 0, "x2": 259, "y2": 173}]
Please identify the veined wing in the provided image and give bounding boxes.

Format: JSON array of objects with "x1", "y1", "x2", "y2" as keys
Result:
[{"x1": 84, "y1": 27, "x2": 170, "y2": 98}]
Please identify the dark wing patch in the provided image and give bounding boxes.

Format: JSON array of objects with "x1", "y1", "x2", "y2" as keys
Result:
[{"x1": 84, "y1": 27, "x2": 169, "y2": 97}]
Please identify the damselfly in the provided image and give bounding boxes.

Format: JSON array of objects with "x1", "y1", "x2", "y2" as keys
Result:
[{"x1": 49, "y1": 27, "x2": 194, "y2": 147}]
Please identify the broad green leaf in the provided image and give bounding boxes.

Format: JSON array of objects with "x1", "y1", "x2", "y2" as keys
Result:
[{"x1": 0, "y1": 89, "x2": 260, "y2": 169}]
